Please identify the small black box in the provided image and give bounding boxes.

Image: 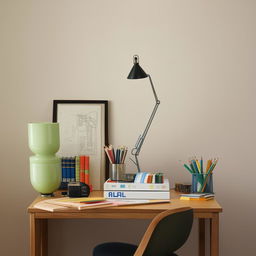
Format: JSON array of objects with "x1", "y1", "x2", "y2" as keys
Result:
[{"x1": 68, "y1": 182, "x2": 90, "y2": 197}]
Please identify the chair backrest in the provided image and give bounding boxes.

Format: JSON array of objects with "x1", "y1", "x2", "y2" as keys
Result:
[{"x1": 134, "y1": 207, "x2": 193, "y2": 256}]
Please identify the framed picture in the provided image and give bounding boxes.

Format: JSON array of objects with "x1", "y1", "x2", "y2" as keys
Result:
[{"x1": 53, "y1": 100, "x2": 109, "y2": 189}]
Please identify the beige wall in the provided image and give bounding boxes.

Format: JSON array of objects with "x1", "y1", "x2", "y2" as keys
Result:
[{"x1": 1, "y1": 0, "x2": 256, "y2": 255}]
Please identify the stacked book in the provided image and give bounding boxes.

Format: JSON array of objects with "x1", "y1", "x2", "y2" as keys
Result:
[
  {"x1": 104, "y1": 178, "x2": 170, "y2": 200},
  {"x1": 134, "y1": 172, "x2": 164, "y2": 183},
  {"x1": 180, "y1": 193, "x2": 215, "y2": 201},
  {"x1": 61, "y1": 157, "x2": 76, "y2": 183},
  {"x1": 60, "y1": 156, "x2": 90, "y2": 189}
]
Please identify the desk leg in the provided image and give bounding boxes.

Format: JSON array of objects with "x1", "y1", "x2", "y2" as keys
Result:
[
  {"x1": 30, "y1": 214, "x2": 48, "y2": 256},
  {"x1": 198, "y1": 218, "x2": 205, "y2": 256},
  {"x1": 210, "y1": 213, "x2": 219, "y2": 256},
  {"x1": 41, "y1": 219, "x2": 48, "y2": 256},
  {"x1": 30, "y1": 213, "x2": 38, "y2": 256}
]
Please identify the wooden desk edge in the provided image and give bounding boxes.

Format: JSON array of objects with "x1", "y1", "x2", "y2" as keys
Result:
[{"x1": 27, "y1": 190, "x2": 222, "y2": 219}]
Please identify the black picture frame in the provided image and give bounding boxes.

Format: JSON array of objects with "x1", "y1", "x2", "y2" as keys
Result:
[{"x1": 53, "y1": 100, "x2": 109, "y2": 188}]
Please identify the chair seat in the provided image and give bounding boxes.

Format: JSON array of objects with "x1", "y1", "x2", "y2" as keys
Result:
[
  {"x1": 93, "y1": 242, "x2": 138, "y2": 256},
  {"x1": 92, "y1": 209, "x2": 192, "y2": 256},
  {"x1": 93, "y1": 242, "x2": 178, "y2": 256}
]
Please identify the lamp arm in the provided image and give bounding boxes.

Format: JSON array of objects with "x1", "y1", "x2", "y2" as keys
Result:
[
  {"x1": 148, "y1": 75, "x2": 160, "y2": 103},
  {"x1": 131, "y1": 75, "x2": 160, "y2": 172}
]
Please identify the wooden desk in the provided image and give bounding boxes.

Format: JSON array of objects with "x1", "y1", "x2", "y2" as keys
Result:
[{"x1": 28, "y1": 190, "x2": 222, "y2": 256}]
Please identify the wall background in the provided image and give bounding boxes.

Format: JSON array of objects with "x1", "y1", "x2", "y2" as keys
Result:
[{"x1": 1, "y1": 0, "x2": 256, "y2": 255}]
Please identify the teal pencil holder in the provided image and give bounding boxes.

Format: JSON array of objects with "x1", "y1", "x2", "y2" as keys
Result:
[{"x1": 192, "y1": 173, "x2": 213, "y2": 193}]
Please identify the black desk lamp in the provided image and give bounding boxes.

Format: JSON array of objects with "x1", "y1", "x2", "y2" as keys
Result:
[{"x1": 127, "y1": 55, "x2": 160, "y2": 172}]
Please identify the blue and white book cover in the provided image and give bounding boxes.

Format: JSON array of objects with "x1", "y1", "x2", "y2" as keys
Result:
[
  {"x1": 104, "y1": 190, "x2": 170, "y2": 200},
  {"x1": 104, "y1": 178, "x2": 170, "y2": 191}
]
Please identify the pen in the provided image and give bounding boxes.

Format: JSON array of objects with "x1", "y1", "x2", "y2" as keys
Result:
[
  {"x1": 122, "y1": 147, "x2": 128, "y2": 163},
  {"x1": 207, "y1": 158, "x2": 218, "y2": 174},
  {"x1": 116, "y1": 149, "x2": 120, "y2": 164},
  {"x1": 196, "y1": 158, "x2": 201, "y2": 173},
  {"x1": 104, "y1": 146, "x2": 112, "y2": 164},
  {"x1": 201, "y1": 158, "x2": 218, "y2": 192},
  {"x1": 111, "y1": 146, "x2": 116, "y2": 164},
  {"x1": 206, "y1": 159, "x2": 212, "y2": 173},
  {"x1": 192, "y1": 159, "x2": 199, "y2": 173},
  {"x1": 200, "y1": 157, "x2": 203, "y2": 174},
  {"x1": 189, "y1": 161, "x2": 195, "y2": 173},
  {"x1": 184, "y1": 164, "x2": 193, "y2": 174},
  {"x1": 104, "y1": 145, "x2": 128, "y2": 164}
]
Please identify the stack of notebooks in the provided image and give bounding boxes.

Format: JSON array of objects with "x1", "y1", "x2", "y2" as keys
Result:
[
  {"x1": 33, "y1": 197, "x2": 170, "y2": 212},
  {"x1": 180, "y1": 193, "x2": 215, "y2": 201},
  {"x1": 104, "y1": 175, "x2": 170, "y2": 200}
]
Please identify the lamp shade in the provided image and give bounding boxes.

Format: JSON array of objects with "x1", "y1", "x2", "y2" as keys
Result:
[{"x1": 127, "y1": 55, "x2": 148, "y2": 79}]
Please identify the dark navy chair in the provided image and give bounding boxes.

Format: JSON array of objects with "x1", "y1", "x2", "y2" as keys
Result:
[{"x1": 93, "y1": 207, "x2": 193, "y2": 256}]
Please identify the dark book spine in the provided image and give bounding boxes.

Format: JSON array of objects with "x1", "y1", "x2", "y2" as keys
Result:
[
  {"x1": 59, "y1": 157, "x2": 68, "y2": 189},
  {"x1": 66, "y1": 157, "x2": 71, "y2": 182},
  {"x1": 62, "y1": 157, "x2": 67, "y2": 182},
  {"x1": 71, "y1": 157, "x2": 76, "y2": 182}
]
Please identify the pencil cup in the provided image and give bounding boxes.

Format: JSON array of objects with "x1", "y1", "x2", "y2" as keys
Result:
[
  {"x1": 110, "y1": 164, "x2": 125, "y2": 181},
  {"x1": 192, "y1": 173, "x2": 213, "y2": 193}
]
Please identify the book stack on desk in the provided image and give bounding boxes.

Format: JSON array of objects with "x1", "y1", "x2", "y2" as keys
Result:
[
  {"x1": 60, "y1": 156, "x2": 91, "y2": 190},
  {"x1": 180, "y1": 193, "x2": 215, "y2": 201},
  {"x1": 34, "y1": 197, "x2": 112, "y2": 211},
  {"x1": 104, "y1": 178, "x2": 170, "y2": 200},
  {"x1": 33, "y1": 197, "x2": 170, "y2": 212}
]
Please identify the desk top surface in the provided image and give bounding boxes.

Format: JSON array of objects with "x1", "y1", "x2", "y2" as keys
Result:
[{"x1": 28, "y1": 190, "x2": 222, "y2": 218}]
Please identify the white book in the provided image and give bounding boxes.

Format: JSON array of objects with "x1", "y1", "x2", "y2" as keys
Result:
[
  {"x1": 104, "y1": 179, "x2": 170, "y2": 191},
  {"x1": 108, "y1": 199, "x2": 170, "y2": 206},
  {"x1": 104, "y1": 190, "x2": 170, "y2": 200}
]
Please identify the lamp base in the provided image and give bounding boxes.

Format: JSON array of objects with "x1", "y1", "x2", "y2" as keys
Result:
[{"x1": 40, "y1": 193, "x2": 54, "y2": 197}]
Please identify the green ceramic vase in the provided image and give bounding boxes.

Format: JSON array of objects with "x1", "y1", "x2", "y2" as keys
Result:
[{"x1": 28, "y1": 123, "x2": 61, "y2": 196}]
